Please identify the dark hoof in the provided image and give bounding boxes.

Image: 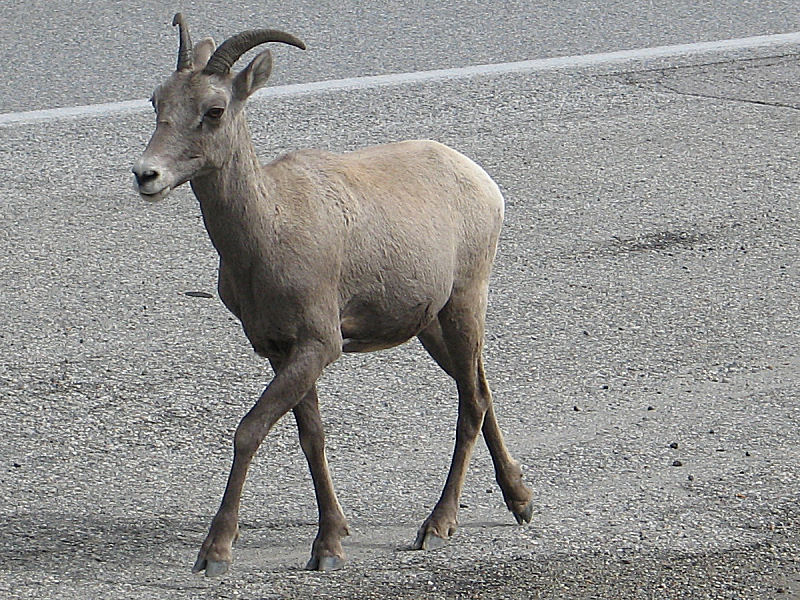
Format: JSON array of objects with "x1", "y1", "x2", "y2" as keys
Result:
[
  {"x1": 412, "y1": 529, "x2": 449, "y2": 551},
  {"x1": 512, "y1": 499, "x2": 535, "y2": 525},
  {"x1": 306, "y1": 555, "x2": 346, "y2": 571},
  {"x1": 192, "y1": 556, "x2": 230, "y2": 577}
]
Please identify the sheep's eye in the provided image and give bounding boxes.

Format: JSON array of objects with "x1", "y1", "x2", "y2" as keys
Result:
[{"x1": 205, "y1": 107, "x2": 224, "y2": 120}]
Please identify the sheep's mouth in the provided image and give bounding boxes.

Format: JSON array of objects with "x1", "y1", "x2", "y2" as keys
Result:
[{"x1": 139, "y1": 186, "x2": 172, "y2": 202}]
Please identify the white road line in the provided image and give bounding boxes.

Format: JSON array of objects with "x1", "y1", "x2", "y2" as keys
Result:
[{"x1": 2, "y1": 31, "x2": 799, "y2": 127}]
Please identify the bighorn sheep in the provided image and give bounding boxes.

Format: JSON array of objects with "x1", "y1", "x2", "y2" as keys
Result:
[{"x1": 132, "y1": 13, "x2": 533, "y2": 576}]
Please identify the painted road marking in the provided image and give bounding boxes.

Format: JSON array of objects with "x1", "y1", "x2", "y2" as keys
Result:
[{"x1": 2, "y1": 31, "x2": 799, "y2": 127}]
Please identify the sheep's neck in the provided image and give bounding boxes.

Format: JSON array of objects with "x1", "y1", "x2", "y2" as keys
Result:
[{"x1": 190, "y1": 117, "x2": 273, "y2": 265}]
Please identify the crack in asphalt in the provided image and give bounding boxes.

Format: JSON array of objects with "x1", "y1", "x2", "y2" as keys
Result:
[
  {"x1": 609, "y1": 52, "x2": 800, "y2": 111},
  {"x1": 607, "y1": 51, "x2": 800, "y2": 79},
  {"x1": 655, "y1": 82, "x2": 800, "y2": 111}
]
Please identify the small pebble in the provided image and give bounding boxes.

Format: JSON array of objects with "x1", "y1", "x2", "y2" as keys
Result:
[
  {"x1": 185, "y1": 291, "x2": 213, "y2": 298},
  {"x1": 672, "y1": 460, "x2": 683, "y2": 467},
  {"x1": 669, "y1": 442, "x2": 679, "y2": 449}
]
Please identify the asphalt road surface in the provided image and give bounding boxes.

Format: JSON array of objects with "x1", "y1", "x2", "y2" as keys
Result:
[
  {"x1": 2, "y1": 0, "x2": 800, "y2": 112},
  {"x1": 1, "y1": 4, "x2": 799, "y2": 599}
]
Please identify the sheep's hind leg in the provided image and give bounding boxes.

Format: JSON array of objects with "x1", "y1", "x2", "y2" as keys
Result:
[
  {"x1": 417, "y1": 319, "x2": 534, "y2": 531},
  {"x1": 412, "y1": 297, "x2": 488, "y2": 551},
  {"x1": 478, "y1": 360, "x2": 534, "y2": 524}
]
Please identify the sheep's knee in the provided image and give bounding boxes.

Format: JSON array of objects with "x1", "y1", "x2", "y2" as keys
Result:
[{"x1": 233, "y1": 414, "x2": 264, "y2": 460}]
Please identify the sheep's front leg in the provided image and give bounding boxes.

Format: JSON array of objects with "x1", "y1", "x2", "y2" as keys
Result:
[
  {"x1": 292, "y1": 385, "x2": 349, "y2": 570},
  {"x1": 192, "y1": 340, "x2": 337, "y2": 577}
]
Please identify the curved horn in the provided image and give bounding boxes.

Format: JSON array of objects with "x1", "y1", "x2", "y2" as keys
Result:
[
  {"x1": 173, "y1": 13, "x2": 193, "y2": 71},
  {"x1": 203, "y1": 29, "x2": 305, "y2": 76}
]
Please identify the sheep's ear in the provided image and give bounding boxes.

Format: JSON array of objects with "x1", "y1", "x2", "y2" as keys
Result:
[
  {"x1": 193, "y1": 38, "x2": 216, "y2": 70},
  {"x1": 232, "y1": 49, "x2": 273, "y2": 101}
]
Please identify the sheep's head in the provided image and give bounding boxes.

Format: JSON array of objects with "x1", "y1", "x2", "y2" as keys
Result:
[{"x1": 132, "y1": 14, "x2": 305, "y2": 201}]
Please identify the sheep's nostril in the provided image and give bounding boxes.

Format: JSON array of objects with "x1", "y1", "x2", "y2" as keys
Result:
[{"x1": 133, "y1": 167, "x2": 159, "y2": 187}]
